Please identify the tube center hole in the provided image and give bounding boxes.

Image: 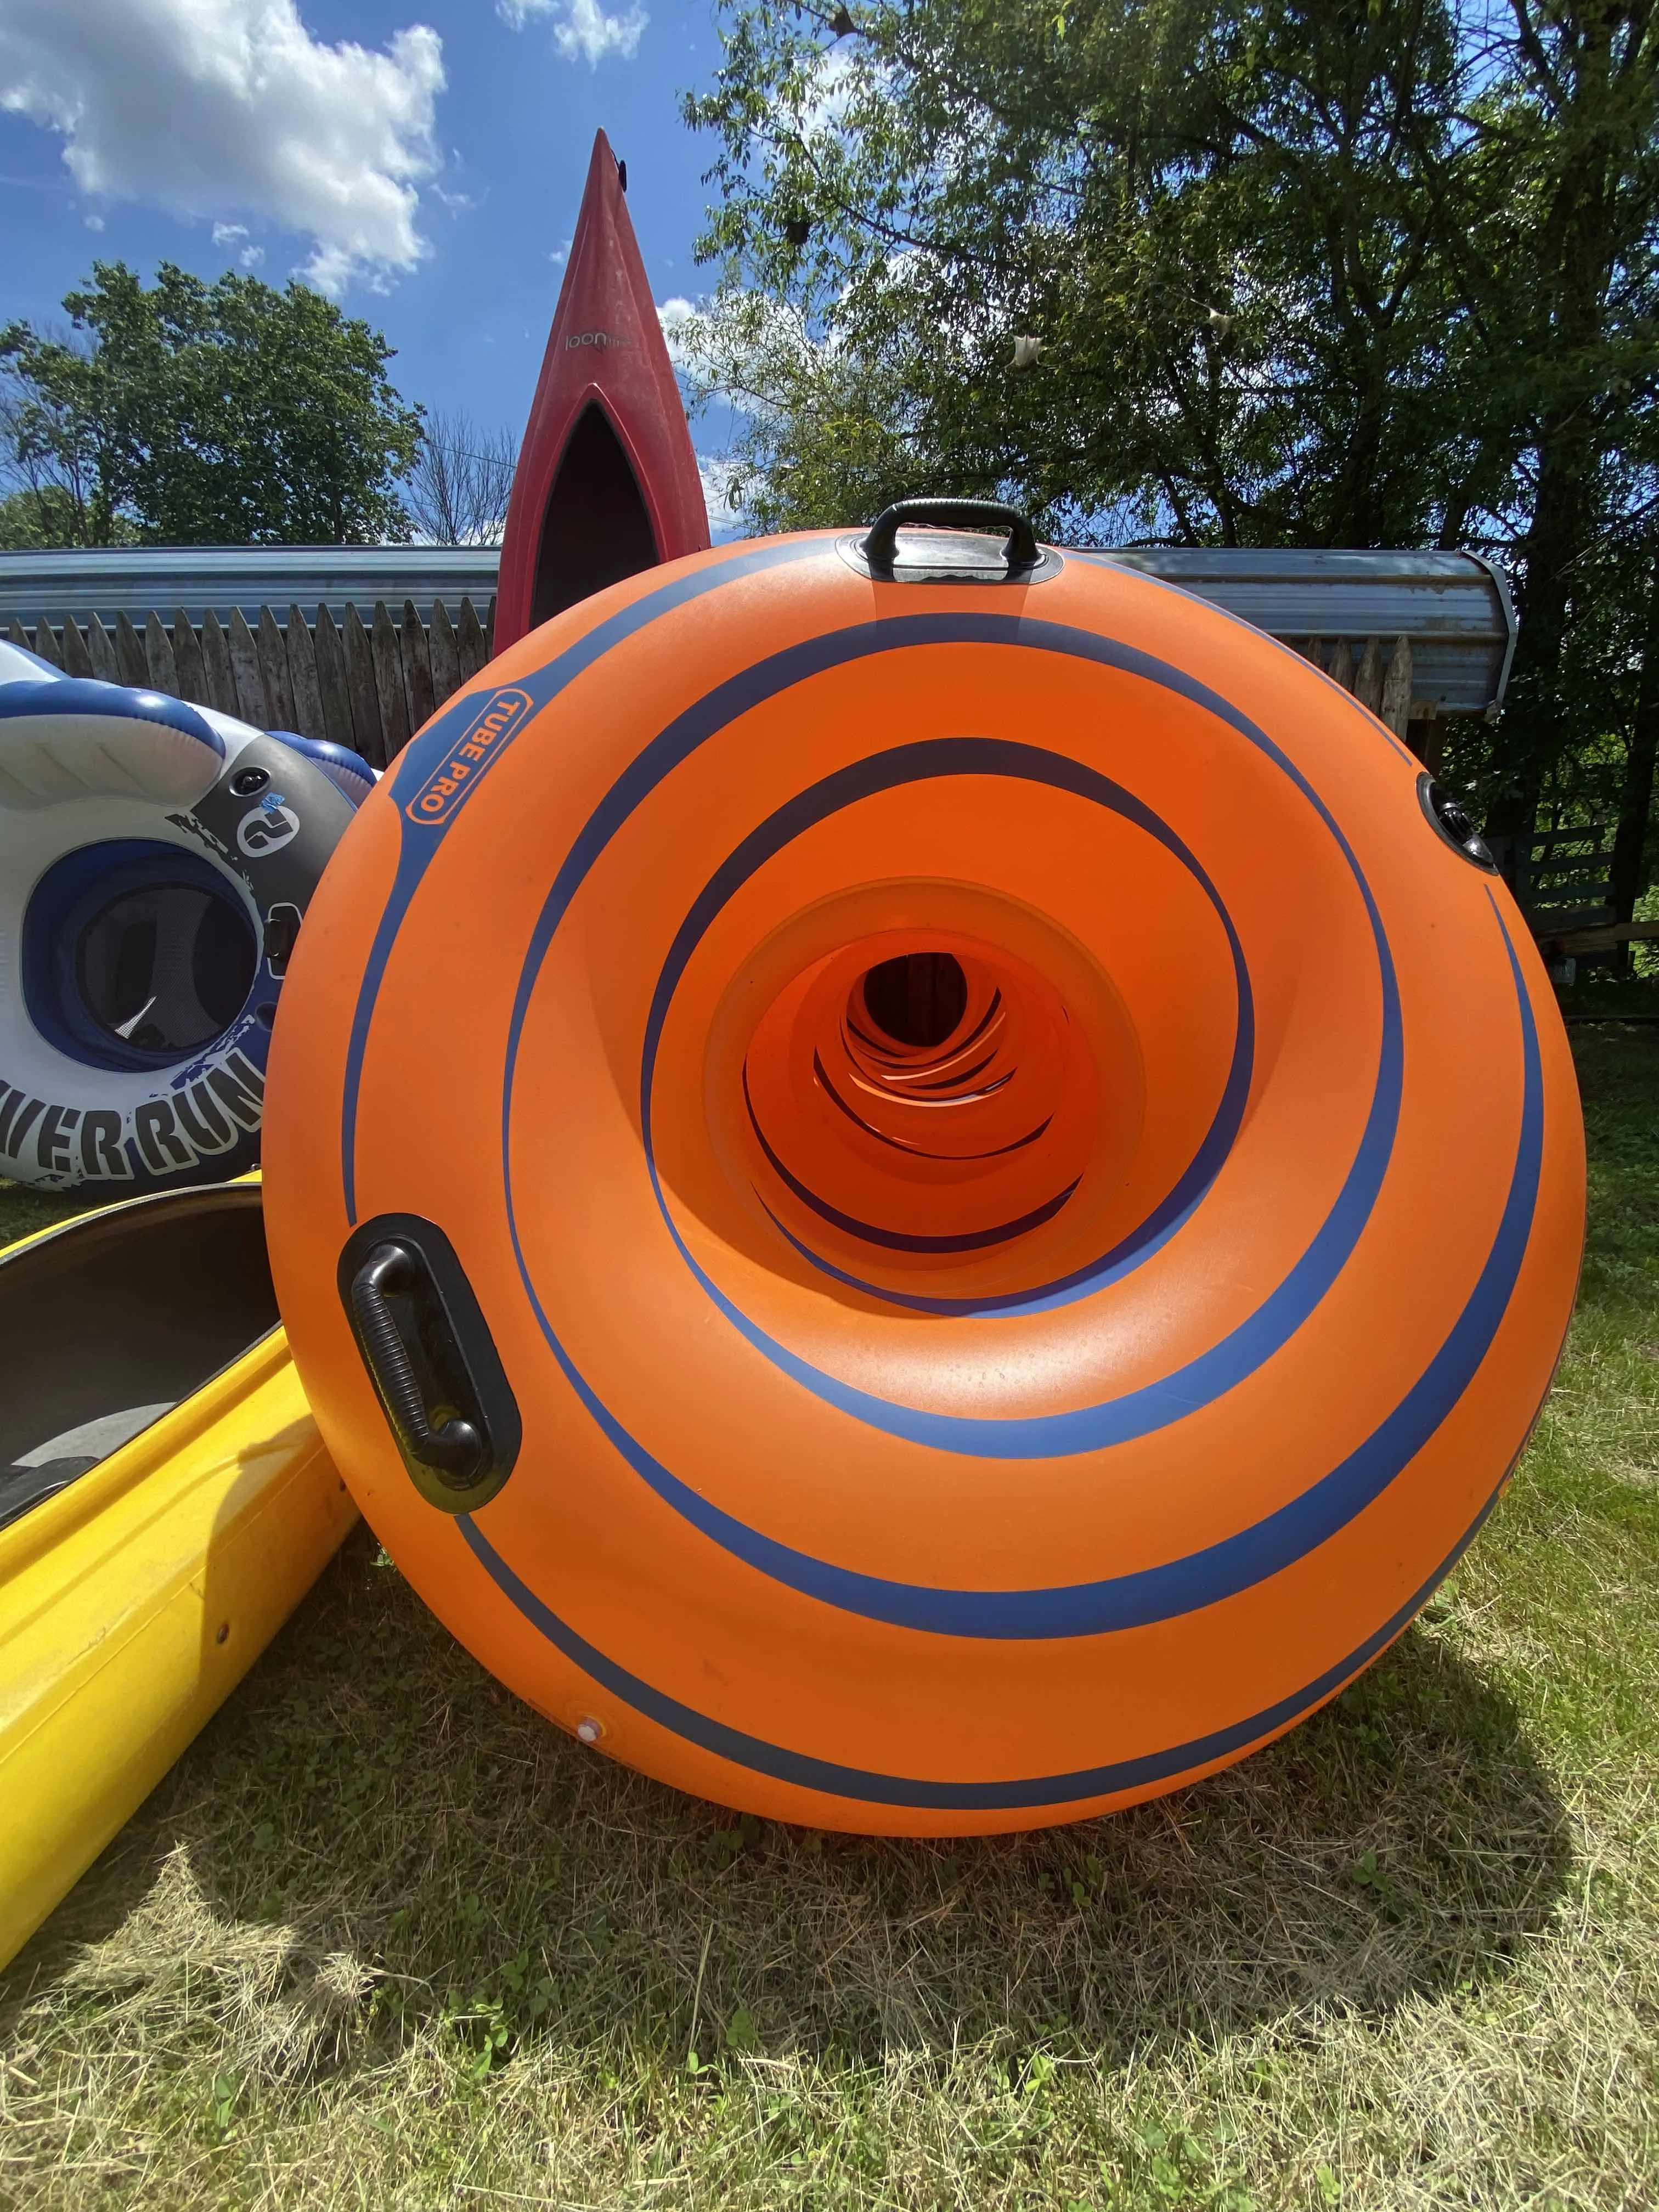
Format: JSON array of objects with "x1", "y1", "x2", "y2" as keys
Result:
[
  {"x1": 860, "y1": 952, "x2": 968, "y2": 1050},
  {"x1": 78, "y1": 884, "x2": 256, "y2": 1054}
]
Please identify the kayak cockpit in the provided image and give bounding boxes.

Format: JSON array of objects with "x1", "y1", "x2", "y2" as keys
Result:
[{"x1": 0, "y1": 1183, "x2": 278, "y2": 1530}]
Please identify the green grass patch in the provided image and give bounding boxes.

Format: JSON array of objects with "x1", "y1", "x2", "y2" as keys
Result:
[
  {"x1": 0, "y1": 1177, "x2": 102, "y2": 1249},
  {"x1": 2, "y1": 1032, "x2": 1656, "y2": 2209}
]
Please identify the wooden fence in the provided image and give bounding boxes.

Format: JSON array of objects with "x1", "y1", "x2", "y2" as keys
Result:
[
  {"x1": 4, "y1": 598, "x2": 497, "y2": 770},
  {"x1": 1293, "y1": 633, "x2": 1420, "y2": 747},
  {"x1": 7, "y1": 595, "x2": 1460, "y2": 794},
  {"x1": 1488, "y1": 820, "x2": 1620, "y2": 943},
  {"x1": 20, "y1": 598, "x2": 1639, "y2": 955}
]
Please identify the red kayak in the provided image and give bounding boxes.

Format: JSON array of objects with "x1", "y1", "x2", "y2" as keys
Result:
[{"x1": 495, "y1": 130, "x2": 710, "y2": 652}]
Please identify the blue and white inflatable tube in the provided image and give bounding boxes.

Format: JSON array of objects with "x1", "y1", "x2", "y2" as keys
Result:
[{"x1": 0, "y1": 640, "x2": 374, "y2": 1194}]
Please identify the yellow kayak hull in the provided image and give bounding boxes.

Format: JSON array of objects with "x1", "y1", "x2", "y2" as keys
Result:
[{"x1": 0, "y1": 1187, "x2": 357, "y2": 1968}]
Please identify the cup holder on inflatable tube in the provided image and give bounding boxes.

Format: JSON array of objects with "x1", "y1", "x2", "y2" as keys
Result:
[{"x1": 1418, "y1": 772, "x2": 1499, "y2": 871}]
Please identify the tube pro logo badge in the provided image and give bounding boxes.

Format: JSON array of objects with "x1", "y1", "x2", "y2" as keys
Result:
[{"x1": 405, "y1": 689, "x2": 534, "y2": 831}]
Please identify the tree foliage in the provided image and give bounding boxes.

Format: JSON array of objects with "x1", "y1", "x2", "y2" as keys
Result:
[
  {"x1": 0, "y1": 262, "x2": 421, "y2": 548},
  {"x1": 681, "y1": 0, "x2": 1659, "y2": 855}
]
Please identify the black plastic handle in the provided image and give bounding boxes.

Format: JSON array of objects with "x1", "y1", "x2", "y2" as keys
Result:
[
  {"x1": 861, "y1": 498, "x2": 1041, "y2": 573},
  {"x1": 349, "y1": 1242, "x2": 485, "y2": 1483}
]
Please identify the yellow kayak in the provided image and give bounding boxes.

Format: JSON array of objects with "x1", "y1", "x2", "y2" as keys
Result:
[{"x1": 0, "y1": 1178, "x2": 356, "y2": 1967}]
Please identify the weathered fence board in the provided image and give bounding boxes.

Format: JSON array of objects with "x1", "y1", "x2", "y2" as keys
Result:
[
  {"x1": 400, "y1": 599, "x2": 435, "y2": 735},
  {"x1": 35, "y1": 617, "x2": 63, "y2": 669},
  {"x1": 87, "y1": 614, "x2": 118, "y2": 683},
  {"x1": 371, "y1": 601, "x2": 410, "y2": 760},
  {"x1": 458, "y1": 596, "x2": 489, "y2": 684},
  {"x1": 173, "y1": 607, "x2": 207, "y2": 704},
  {"x1": 428, "y1": 598, "x2": 460, "y2": 709},
  {"x1": 145, "y1": 611, "x2": 178, "y2": 696},
  {"x1": 313, "y1": 605, "x2": 356, "y2": 752},
  {"x1": 1355, "y1": 636, "x2": 1384, "y2": 715},
  {"x1": 343, "y1": 605, "x2": 385, "y2": 768},
  {"x1": 286, "y1": 602, "x2": 324, "y2": 741},
  {"x1": 257, "y1": 606, "x2": 296, "y2": 731},
  {"x1": 1379, "y1": 636, "x2": 1413, "y2": 738},
  {"x1": 229, "y1": 610, "x2": 267, "y2": 727},
  {"x1": 115, "y1": 612, "x2": 147, "y2": 688},
  {"x1": 200, "y1": 612, "x2": 238, "y2": 716},
  {"x1": 61, "y1": 615, "x2": 93, "y2": 679}
]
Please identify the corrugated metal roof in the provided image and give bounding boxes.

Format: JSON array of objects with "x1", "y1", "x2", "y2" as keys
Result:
[
  {"x1": 1079, "y1": 547, "x2": 1516, "y2": 713},
  {"x1": 0, "y1": 540, "x2": 1516, "y2": 713},
  {"x1": 0, "y1": 546, "x2": 499, "y2": 629}
]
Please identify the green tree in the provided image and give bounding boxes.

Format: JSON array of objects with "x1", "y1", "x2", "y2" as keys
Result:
[
  {"x1": 681, "y1": 0, "x2": 1503, "y2": 546},
  {"x1": 681, "y1": 0, "x2": 1659, "y2": 850},
  {"x1": 0, "y1": 262, "x2": 421, "y2": 546},
  {"x1": 1461, "y1": 6, "x2": 1659, "y2": 838},
  {"x1": 0, "y1": 486, "x2": 89, "y2": 551}
]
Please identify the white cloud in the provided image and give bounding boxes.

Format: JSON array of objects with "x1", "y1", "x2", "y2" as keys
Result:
[
  {"x1": 656, "y1": 294, "x2": 702, "y2": 370},
  {"x1": 0, "y1": 0, "x2": 445, "y2": 293},
  {"x1": 498, "y1": 0, "x2": 646, "y2": 66},
  {"x1": 212, "y1": 219, "x2": 264, "y2": 268}
]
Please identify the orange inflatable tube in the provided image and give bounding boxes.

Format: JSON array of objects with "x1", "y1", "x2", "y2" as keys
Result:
[{"x1": 264, "y1": 502, "x2": 1584, "y2": 1835}]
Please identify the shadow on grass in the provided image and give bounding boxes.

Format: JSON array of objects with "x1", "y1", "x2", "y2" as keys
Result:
[{"x1": 4, "y1": 1520, "x2": 1572, "y2": 2078}]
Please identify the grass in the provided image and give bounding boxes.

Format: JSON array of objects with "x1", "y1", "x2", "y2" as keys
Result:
[
  {"x1": 0, "y1": 1177, "x2": 104, "y2": 1249},
  {"x1": 2, "y1": 1022, "x2": 1656, "y2": 2210}
]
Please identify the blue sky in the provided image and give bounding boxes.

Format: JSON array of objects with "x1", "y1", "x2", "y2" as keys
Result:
[{"x1": 0, "y1": 0, "x2": 735, "y2": 486}]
